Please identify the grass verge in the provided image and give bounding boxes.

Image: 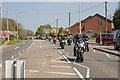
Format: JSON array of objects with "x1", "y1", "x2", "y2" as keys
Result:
[
  {"x1": 90, "y1": 37, "x2": 96, "y2": 40},
  {"x1": 7, "y1": 39, "x2": 22, "y2": 45},
  {"x1": 0, "y1": 40, "x2": 7, "y2": 46}
]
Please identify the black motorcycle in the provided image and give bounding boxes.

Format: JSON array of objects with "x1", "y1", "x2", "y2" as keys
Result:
[
  {"x1": 60, "y1": 40, "x2": 65, "y2": 49},
  {"x1": 84, "y1": 38, "x2": 89, "y2": 52},
  {"x1": 67, "y1": 38, "x2": 72, "y2": 45},
  {"x1": 74, "y1": 39, "x2": 84, "y2": 62}
]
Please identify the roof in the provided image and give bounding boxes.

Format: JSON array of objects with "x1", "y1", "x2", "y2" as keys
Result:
[{"x1": 71, "y1": 13, "x2": 112, "y2": 28}]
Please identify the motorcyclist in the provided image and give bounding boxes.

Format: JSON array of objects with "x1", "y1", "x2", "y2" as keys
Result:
[
  {"x1": 73, "y1": 33, "x2": 84, "y2": 56},
  {"x1": 48, "y1": 35, "x2": 51, "y2": 41},
  {"x1": 82, "y1": 33, "x2": 89, "y2": 51}
]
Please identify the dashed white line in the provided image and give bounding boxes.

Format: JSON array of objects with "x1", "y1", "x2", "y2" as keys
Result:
[
  {"x1": 14, "y1": 47, "x2": 19, "y2": 49},
  {"x1": 26, "y1": 70, "x2": 39, "y2": 73},
  {"x1": 46, "y1": 71, "x2": 76, "y2": 76},
  {"x1": 51, "y1": 65, "x2": 71, "y2": 68},
  {"x1": 73, "y1": 67, "x2": 85, "y2": 80}
]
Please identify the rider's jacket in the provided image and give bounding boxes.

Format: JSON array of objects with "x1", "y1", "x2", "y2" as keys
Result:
[{"x1": 83, "y1": 35, "x2": 89, "y2": 42}]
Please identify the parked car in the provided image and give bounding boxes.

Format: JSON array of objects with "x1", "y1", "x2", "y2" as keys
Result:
[
  {"x1": 113, "y1": 30, "x2": 120, "y2": 50},
  {"x1": 96, "y1": 33, "x2": 114, "y2": 45},
  {"x1": 41, "y1": 36, "x2": 46, "y2": 40}
]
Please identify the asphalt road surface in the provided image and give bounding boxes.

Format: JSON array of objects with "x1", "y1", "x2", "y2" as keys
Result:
[{"x1": 1, "y1": 39, "x2": 119, "y2": 80}]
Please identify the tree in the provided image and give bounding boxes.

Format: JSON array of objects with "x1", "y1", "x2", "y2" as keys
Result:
[
  {"x1": 58, "y1": 27, "x2": 64, "y2": 35},
  {"x1": 113, "y1": 8, "x2": 120, "y2": 30},
  {"x1": 35, "y1": 24, "x2": 52, "y2": 36},
  {"x1": 25, "y1": 30, "x2": 34, "y2": 36}
]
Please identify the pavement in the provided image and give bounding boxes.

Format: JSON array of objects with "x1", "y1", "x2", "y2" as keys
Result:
[
  {"x1": 88, "y1": 40, "x2": 120, "y2": 56},
  {"x1": 1, "y1": 39, "x2": 119, "y2": 79}
]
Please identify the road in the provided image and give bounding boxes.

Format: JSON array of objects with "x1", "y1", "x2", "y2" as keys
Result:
[
  {"x1": 1, "y1": 40, "x2": 32, "y2": 78},
  {"x1": 1, "y1": 39, "x2": 119, "y2": 80}
]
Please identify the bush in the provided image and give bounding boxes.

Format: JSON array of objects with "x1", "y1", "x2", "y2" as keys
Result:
[
  {"x1": 29, "y1": 37, "x2": 32, "y2": 40},
  {"x1": 92, "y1": 32, "x2": 99, "y2": 37},
  {"x1": 25, "y1": 37, "x2": 28, "y2": 40}
]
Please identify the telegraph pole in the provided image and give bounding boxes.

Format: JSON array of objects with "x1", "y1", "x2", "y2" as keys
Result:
[
  {"x1": 79, "y1": 2, "x2": 81, "y2": 34},
  {"x1": 69, "y1": 12, "x2": 70, "y2": 34},
  {"x1": 56, "y1": 18, "x2": 58, "y2": 34},
  {"x1": 105, "y1": 1, "x2": 107, "y2": 33},
  {"x1": 6, "y1": 4, "x2": 9, "y2": 43}
]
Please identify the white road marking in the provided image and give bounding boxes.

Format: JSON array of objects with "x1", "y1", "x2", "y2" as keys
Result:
[
  {"x1": 26, "y1": 42, "x2": 33, "y2": 51},
  {"x1": 58, "y1": 50, "x2": 62, "y2": 54},
  {"x1": 105, "y1": 53, "x2": 118, "y2": 59},
  {"x1": 73, "y1": 67, "x2": 85, "y2": 80},
  {"x1": 14, "y1": 47, "x2": 19, "y2": 49},
  {"x1": 23, "y1": 43, "x2": 25, "y2": 44},
  {"x1": 93, "y1": 49, "x2": 96, "y2": 52},
  {"x1": 46, "y1": 71, "x2": 76, "y2": 76},
  {"x1": 51, "y1": 56, "x2": 68, "y2": 63},
  {"x1": 40, "y1": 46, "x2": 42, "y2": 48},
  {"x1": 12, "y1": 56, "x2": 14, "y2": 59},
  {"x1": 51, "y1": 65, "x2": 71, "y2": 68},
  {"x1": 74, "y1": 61, "x2": 90, "y2": 78},
  {"x1": 22, "y1": 49, "x2": 25, "y2": 51},
  {"x1": 42, "y1": 62, "x2": 46, "y2": 64},
  {"x1": 26, "y1": 70, "x2": 39, "y2": 73},
  {"x1": 63, "y1": 55, "x2": 71, "y2": 63}
]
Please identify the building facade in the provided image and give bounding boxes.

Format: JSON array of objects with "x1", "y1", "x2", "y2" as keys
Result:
[{"x1": 70, "y1": 13, "x2": 113, "y2": 35}]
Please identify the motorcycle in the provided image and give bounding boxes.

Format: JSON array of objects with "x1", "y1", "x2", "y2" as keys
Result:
[
  {"x1": 67, "y1": 38, "x2": 72, "y2": 45},
  {"x1": 74, "y1": 39, "x2": 84, "y2": 62},
  {"x1": 84, "y1": 37, "x2": 89, "y2": 52},
  {"x1": 53, "y1": 37, "x2": 57, "y2": 44},
  {"x1": 48, "y1": 37, "x2": 51, "y2": 42},
  {"x1": 60, "y1": 40, "x2": 65, "y2": 49}
]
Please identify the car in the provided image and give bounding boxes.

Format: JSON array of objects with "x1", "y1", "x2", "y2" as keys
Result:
[
  {"x1": 41, "y1": 36, "x2": 46, "y2": 40},
  {"x1": 113, "y1": 30, "x2": 120, "y2": 50},
  {"x1": 96, "y1": 33, "x2": 114, "y2": 45}
]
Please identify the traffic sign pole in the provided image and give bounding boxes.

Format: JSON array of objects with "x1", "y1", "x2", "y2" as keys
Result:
[{"x1": 98, "y1": 20, "x2": 102, "y2": 47}]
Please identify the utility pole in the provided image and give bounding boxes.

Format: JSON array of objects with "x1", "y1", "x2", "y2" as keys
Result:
[
  {"x1": 79, "y1": 2, "x2": 81, "y2": 34},
  {"x1": 56, "y1": 18, "x2": 58, "y2": 34},
  {"x1": 69, "y1": 12, "x2": 70, "y2": 34},
  {"x1": 6, "y1": 4, "x2": 9, "y2": 43},
  {"x1": 105, "y1": 1, "x2": 107, "y2": 33}
]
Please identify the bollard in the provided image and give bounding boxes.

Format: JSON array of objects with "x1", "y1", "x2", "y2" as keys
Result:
[{"x1": 5, "y1": 60, "x2": 25, "y2": 79}]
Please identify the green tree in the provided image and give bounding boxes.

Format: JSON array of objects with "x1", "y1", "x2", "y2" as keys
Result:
[
  {"x1": 113, "y1": 8, "x2": 120, "y2": 30},
  {"x1": 35, "y1": 24, "x2": 52, "y2": 36},
  {"x1": 58, "y1": 27, "x2": 64, "y2": 35}
]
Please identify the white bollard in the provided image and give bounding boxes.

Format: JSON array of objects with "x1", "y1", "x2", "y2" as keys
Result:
[{"x1": 5, "y1": 60, "x2": 25, "y2": 79}]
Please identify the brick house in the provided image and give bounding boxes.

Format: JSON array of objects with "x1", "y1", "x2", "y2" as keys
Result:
[
  {"x1": 50, "y1": 28, "x2": 59, "y2": 34},
  {"x1": 70, "y1": 13, "x2": 114, "y2": 35}
]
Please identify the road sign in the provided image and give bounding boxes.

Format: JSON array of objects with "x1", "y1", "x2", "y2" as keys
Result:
[{"x1": 98, "y1": 20, "x2": 102, "y2": 26}]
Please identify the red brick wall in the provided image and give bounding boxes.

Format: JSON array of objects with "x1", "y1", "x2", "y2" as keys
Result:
[
  {"x1": 84, "y1": 15, "x2": 112, "y2": 32},
  {"x1": 70, "y1": 23, "x2": 80, "y2": 34},
  {"x1": 70, "y1": 15, "x2": 112, "y2": 34}
]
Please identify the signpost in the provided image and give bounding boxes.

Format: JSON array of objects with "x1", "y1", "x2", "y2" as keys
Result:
[{"x1": 98, "y1": 20, "x2": 102, "y2": 47}]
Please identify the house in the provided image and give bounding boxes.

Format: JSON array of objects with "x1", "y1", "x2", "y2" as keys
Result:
[
  {"x1": 70, "y1": 13, "x2": 114, "y2": 35},
  {"x1": 43, "y1": 29, "x2": 51, "y2": 34},
  {"x1": 64, "y1": 27, "x2": 69, "y2": 32},
  {"x1": 50, "y1": 28, "x2": 59, "y2": 34}
]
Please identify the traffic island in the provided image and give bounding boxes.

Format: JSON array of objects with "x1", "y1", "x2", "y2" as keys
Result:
[{"x1": 93, "y1": 47, "x2": 120, "y2": 57}]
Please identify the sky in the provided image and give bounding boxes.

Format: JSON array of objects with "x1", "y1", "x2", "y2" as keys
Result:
[{"x1": 1, "y1": 1, "x2": 119, "y2": 33}]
